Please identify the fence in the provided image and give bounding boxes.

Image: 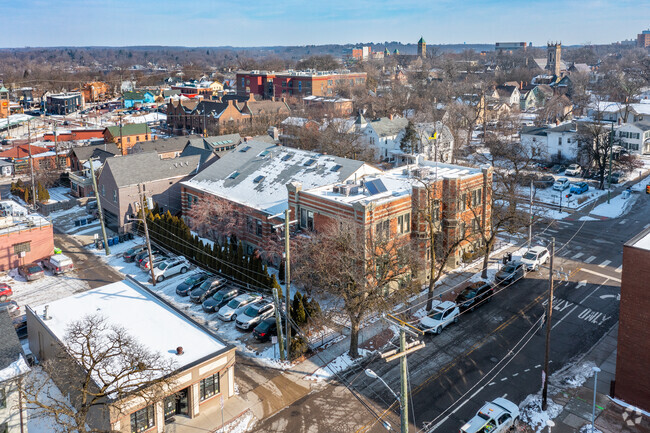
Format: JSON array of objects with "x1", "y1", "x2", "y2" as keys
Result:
[{"x1": 37, "y1": 198, "x2": 76, "y2": 216}]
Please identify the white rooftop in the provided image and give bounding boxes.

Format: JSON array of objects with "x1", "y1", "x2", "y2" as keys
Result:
[
  {"x1": 632, "y1": 230, "x2": 650, "y2": 251},
  {"x1": 32, "y1": 279, "x2": 228, "y2": 374}
]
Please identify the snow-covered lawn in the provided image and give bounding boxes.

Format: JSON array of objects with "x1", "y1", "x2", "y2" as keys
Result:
[
  {"x1": 305, "y1": 348, "x2": 372, "y2": 382},
  {"x1": 25, "y1": 367, "x2": 75, "y2": 433},
  {"x1": 525, "y1": 183, "x2": 606, "y2": 211},
  {"x1": 589, "y1": 191, "x2": 639, "y2": 218},
  {"x1": 44, "y1": 187, "x2": 71, "y2": 204}
]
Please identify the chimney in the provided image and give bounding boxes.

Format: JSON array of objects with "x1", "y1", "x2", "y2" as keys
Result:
[
  {"x1": 268, "y1": 126, "x2": 279, "y2": 141},
  {"x1": 520, "y1": 81, "x2": 523, "y2": 90},
  {"x1": 176, "y1": 346, "x2": 184, "y2": 356}
]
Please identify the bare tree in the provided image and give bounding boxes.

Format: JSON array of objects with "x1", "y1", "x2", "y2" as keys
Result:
[
  {"x1": 577, "y1": 121, "x2": 614, "y2": 190},
  {"x1": 186, "y1": 195, "x2": 246, "y2": 244},
  {"x1": 293, "y1": 219, "x2": 420, "y2": 358},
  {"x1": 22, "y1": 314, "x2": 176, "y2": 433}
]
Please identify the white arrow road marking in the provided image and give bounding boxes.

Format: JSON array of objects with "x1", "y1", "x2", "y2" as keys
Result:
[
  {"x1": 599, "y1": 294, "x2": 620, "y2": 301},
  {"x1": 619, "y1": 219, "x2": 628, "y2": 225},
  {"x1": 576, "y1": 280, "x2": 588, "y2": 288}
]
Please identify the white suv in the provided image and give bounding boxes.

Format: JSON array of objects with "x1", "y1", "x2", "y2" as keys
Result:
[
  {"x1": 418, "y1": 300, "x2": 459, "y2": 334},
  {"x1": 150, "y1": 257, "x2": 190, "y2": 282},
  {"x1": 217, "y1": 293, "x2": 262, "y2": 322},
  {"x1": 461, "y1": 398, "x2": 519, "y2": 433},
  {"x1": 564, "y1": 164, "x2": 581, "y2": 176},
  {"x1": 520, "y1": 246, "x2": 550, "y2": 271}
]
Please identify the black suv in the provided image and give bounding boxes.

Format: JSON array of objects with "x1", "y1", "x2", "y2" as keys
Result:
[
  {"x1": 189, "y1": 279, "x2": 225, "y2": 304},
  {"x1": 454, "y1": 281, "x2": 494, "y2": 313},
  {"x1": 176, "y1": 272, "x2": 212, "y2": 296},
  {"x1": 253, "y1": 317, "x2": 285, "y2": 342},
  {"x1": 202, "y1": 287, "x2": 239, "y2": 313},
  {"x1": 495, "y1": 261, "x2": 526, "y2": 284}
]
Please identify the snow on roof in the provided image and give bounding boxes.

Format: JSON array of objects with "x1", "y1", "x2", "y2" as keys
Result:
[
  {"x1": 184, "y1": 140, "x2": 380, "y2": 215},
  {"x1": 631, "y1": 229, "x2": 650, "y2": 251},
  {"x1": 592, "y1": 101, "x2": 650, "y2": 116},
  {"x1": 0, "y1": 355, "x2": 29, "y2": 382},
  {"x1": 31, "y1": 279, "x2": 228, "y2": 379}
]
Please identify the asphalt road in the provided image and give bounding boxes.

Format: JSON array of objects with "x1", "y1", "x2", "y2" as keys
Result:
[{"x1": 255, "y1": 191, "x2": 648, "y2": 433}]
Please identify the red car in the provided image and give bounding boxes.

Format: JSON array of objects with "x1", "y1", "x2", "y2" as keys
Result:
[{"x1": 0, "y1": 283, "x2": 12, "y2": 301}]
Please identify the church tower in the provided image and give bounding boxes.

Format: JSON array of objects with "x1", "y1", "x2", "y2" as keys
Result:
[
  {"x1": 547, "y1": 42, "x2": 561, "y2": 77},
  {"x1": 418, "y1": 36, "x2": 426, "y2": 58}
]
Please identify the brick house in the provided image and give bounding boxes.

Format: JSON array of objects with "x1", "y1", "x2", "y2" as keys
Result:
[
  {"x1": 43, "y1": 129, "x2": 105, "y2": 143},
  {"x1": 615, "y1": 228, "x2": 650, "y2": 411},
  {"x1": 290, "y1": 161, "x2": 492, "y2": 275},
  {"x1": 82, "y1": 82, "x2": 110, "y2": 102},
  {"x1": 0, "y1": 144, "x2": 70, "y2": 174},
  {"x1": 45, "y1": 92, "x2": 83, "y2": 115},
  {"x1": 68, "y1": 143, "x2": 120, "y2": 197},
  {"x1": 97, "y1": 152, "x2": 201, "y2": 233},
  {"x1": 0, "y1": 201, "x2": 54, "y2": 271},
  {"x1": 103, "y1": 124, "x2": 153, "y2": 155},
  {"x1": 181, "y1": 139, "x2": 380, "y2": 255},
  {"x1": 26, "y1": 278, "x2": 236, "y2": 433}
]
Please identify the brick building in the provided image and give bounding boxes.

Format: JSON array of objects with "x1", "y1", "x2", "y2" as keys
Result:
[
  {"x1": 103, "y1": 124, "x2": 153, "y2": 155},
  {"x1": 0, "y1": 144, "x2": 69, "y2": 174},
  {"x1": 290, "y1": 161, "x2": 492, "y2": 275},
  {"x1": 81, "y1": 82, "x2": 110, "y2": 102},
  {"x1": 181, "y1": 139, "x2": 379, "y2": 255},
  {"x1": 0, "y1": 201, "x2": 54, "y2": 271},
  {"x1": 45, "y1": 92, "x2": 83, "y2": 115},
  {"x1": 43, "y1": 128, "x2": 105, "y2": 142},
  {"x1": 615, "y1": 228, "x2": 650, "y2": 411},
  {"x1": 236, "y1": 70, "x2": 366, "y2": 99},
  {"x1": 637, "y1": 30, "x2": 650, "y2": 48}
]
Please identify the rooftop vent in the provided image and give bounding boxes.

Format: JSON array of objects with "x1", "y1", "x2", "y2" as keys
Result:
[
  {"x1": 281, "y1": 153, "x2": 293, "y2": 161},
  {"x1": 176, "y1": 346, "x2": 184, "y2": 356},
  {"x1": 240, "y1": 145, "x2": 251, "y2": 152},
  {"x1": 253, "y1": 175, "x2": 265, "y2": 183},
  {"x1": 304, "y1": 159, "x2": 316, "y2": 167},
  {"x1": 228, "y1": 171, "x2": 240, "y2": 179},
  {"x1": 330, "y1": 164, "x2": 342, "y2": 172}
]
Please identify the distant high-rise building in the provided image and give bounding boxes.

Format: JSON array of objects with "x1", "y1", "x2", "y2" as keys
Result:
[
  {"x1": 495, "y1": 42, "x2": 528, "y2": 52},
  {"x1": 637, "y1": 29, "x2": 650, "y2": 48},
  {"x1": 417, "y1": 36, "x2": 426, "y2": 58},
  {"x1": 547, "y1": 43, "x2": 562, "y2": 77}
]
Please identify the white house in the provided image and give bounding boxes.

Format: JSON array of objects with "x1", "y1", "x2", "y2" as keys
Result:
[
  {"x1": 521, "y1": 122, "x2": 581, "y2": 162},
  {"x1": 416, "y1": 121, "x2": 455, "y2": 163},
  {"x1": 355, "y1": 113, "x2": 408, "y2": 162},
  {"x1": 588, "y1": 101, "x2": 650, "y2": 124},
  {"x1": 616, "y1": 120, "x2": 650, "y2": 155}
]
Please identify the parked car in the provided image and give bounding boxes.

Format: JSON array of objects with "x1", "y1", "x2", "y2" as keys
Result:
[
  {"x1": 176, "y1": 272, "x2": 211, "y2": 296},
  {"x1": 520, "y1": 246, "x2": 550, "y2": 271},
  {"x1": 189, "y1": 279, "x2": 225, "y2": 304},
  {"x1": 123, "y1": 245, "x2": 147, "y2": 262},
  {"x1": 0, "y1": 283, "x2": 12, "y2": 302},
  {"x1": 535, "y1": 161, "x2": 552, "y2": 171},
  {"x1": 460, "y1": 398, "x2": 520, "y2": 433},
  {"x1": 570, "y1": 182, "x2": 589, "y2": 195},
  {"x1": 454, "y1": 281, "x2": 494, "y2": 313},
  {"x1": 253, "y1": 317, "x2": 284, "y2": 342},
  {"x1": 135, "y1": 248, "x2": 161, "y2": 265},
  {"x1": 552, "y1": 177, "x2": 570, "y2": 191},
  {"x1": 606, "y1": 171, "x2": 622, "y2": 184},
  {"x1": 534, "y1": 174, "x2": 555, "y2": 189},
  {"x1": 140, "y1": 254, "x2": 168, "y2": 272},
  {"x1": 217, "y1": 293, "x2": 263, "y2": 322},
  {"x1": 495, "y1": 261, "x2": 526, "y2": 284},
  {"x1": 17, "y1": 263, "x2": 44, "y2": 281},
  {"x1": 150, "y1": 257, "x2": 189, "y2": 282},
  {"x1": 418, "y1": 300, "x2": 459, "y2": 334},
  {"x1": 0, "y1": 300, "x2": 20, "y2": 316},
  {"x1": 202, "y1": 287, "x2": 239, "y2": 313},
  {"x1": 564, "y1": 164, "x2": 582, "y2": 177},
  {"x1": 41, "y1": 254, "x2": 74, "y2": 275},
  {"x1": 550, "y1": 164, "x2": 565, "y2": 174},
  {"x1": 236, "y1": 301, "x2": 275, "y2": 331}
]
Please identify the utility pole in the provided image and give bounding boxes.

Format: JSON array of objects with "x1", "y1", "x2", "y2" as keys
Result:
[
  {"x1": 381, "y1": 314, "x2": 425, "y2": 433},
  {"x1": 542, "y1": 237, "x2": 555, "y2": 411},
  {"x1": 529, "y1": 178, "x2": 534, "y2": 248},
  {"x1": 138, "y1": 184, "x2": 156, "y2": 286},
  {"x1": 119, "y1": 113, "x2": 124, "y2": 155},
  {"x1": 27, "y1": 120, "x2": 36, "y2": 208},
  {"x1": 272, "y1": 287, "x2": 285, "y2": 361},
  {"x1": 607, "y1": 122, "x2": 614, "y2": 204},
  {"x1": 89, "y1": 157, "x2": 110, "y2": 255},
  {"x1": 53, "y1": 121, "x2": 59, "y2": 170},
  {"x1": 284, "y1": 208, "x2": 291, "y2": 359}
]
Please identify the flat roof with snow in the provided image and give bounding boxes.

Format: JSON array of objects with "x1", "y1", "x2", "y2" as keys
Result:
[
  {"x1": 628, "y1": 227, "x2": 650, "y2": 252},
  {"x1": 31, "y1": 279, "x2": 229, "y2": 371}
]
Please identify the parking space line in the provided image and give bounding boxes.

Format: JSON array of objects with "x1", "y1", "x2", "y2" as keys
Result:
[
  {"x1": 572, "y1": 253, "x2": 584, "y2": 259},
  {"x1": 615, "y1": 266, "x2": 622, "y2": 273},
  {"x1": 585, "y1": 256, "x2": 596, "y2": 264},
  {"x1": 598, "y1": 260, "x2": 611, "y2": 268}
]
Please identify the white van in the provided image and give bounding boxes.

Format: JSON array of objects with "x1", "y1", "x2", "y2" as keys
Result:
[{"x1": 41, "y1": 254, "x2": 74, "y2": 275}]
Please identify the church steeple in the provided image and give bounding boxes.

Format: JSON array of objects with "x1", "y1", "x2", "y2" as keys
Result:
[{"x1": 417, "y1": 36, "x2": 426, "y2": 58}]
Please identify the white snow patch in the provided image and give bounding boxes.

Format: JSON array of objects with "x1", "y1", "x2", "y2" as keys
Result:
[
  {"x1": 578, "y1": 216, "x2": 599, "y2": 221},
  {"x1": 519, "y1": 394, "x2": 564, "y2": 433},
  {"x1": 214, "y1": 410, "x2": 255, "y2": 433},
  {"x1": 590, "y1": 192, "x2": 638, "y2": 218},
  {"x1": 26, "y1": 367, "x2": 76, "y2": 433},
  {"x1": 579, "y1": 426, "x2": 603, "y2": 433},
  {"x1": 0, "y1": 354, "x2": 29, "y2": 381},
  {"x1": 305, "y1": 349, "x2": 372, "y2": 382}
]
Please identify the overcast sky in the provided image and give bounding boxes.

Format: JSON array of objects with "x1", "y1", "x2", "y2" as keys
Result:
[{"x1": 2, "y1": 0, "x2": 648, "y2": 47}]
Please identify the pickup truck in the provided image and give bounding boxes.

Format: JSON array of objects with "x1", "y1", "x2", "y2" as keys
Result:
[
  {"x1": 460, "y1": 397, "x2": 519, "y2": 433},
  {"x1": 41, "y1": 254, "x2": 74, "y2": 275}
]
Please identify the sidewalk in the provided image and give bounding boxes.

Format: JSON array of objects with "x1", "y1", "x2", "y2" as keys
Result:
[{"x1": 548, "y1": 323, "x2": 650, "y2": 433}]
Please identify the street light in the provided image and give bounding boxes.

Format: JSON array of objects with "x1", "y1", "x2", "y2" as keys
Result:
[
  {"x1": 591, "y1": 366, "x2": 601, "y2": 433},
  {"x1": 365, "y1": 368, "x2": 400, "y2": 431}
]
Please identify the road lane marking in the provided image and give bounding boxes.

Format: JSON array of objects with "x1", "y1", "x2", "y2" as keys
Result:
[
  {"x1": 488, "y1": 382, "x2": 495, "y2": 386},
  {"x1": 576, "y1": 280, "x2": 587, "y2": 289},
  {"x1": 500, "y1": 377, "x2": 508, "y2": 381},
  {"x1": 547, "y1": 229, "x2": 559, "y2": 233},
  {"x1": 572, "y1": 252, "x2": 584, "y2": 259},
  {"x1": 585, "y1": 256, "x2": 596, "y2": 264},
  {"x1": 580, "y1": 268, "x2": 621, "y2": 283},
  {"x1": 524, "y1": 369, "x2": 530, "y2": 372},
  {"x1": 535, "y1": 364, "x2": 541, "y2": 368},
  {"x1": 560, "y1": 250, "x2": 570, "y2": 257},
  {"x1": 598, "y1": 260, "x2": 611, "y2": 268},
  {"x1": 512, "y1": 373, "x2": 519, "y2": 377},
  {"x1": 615, "y1": 266, "x2": 622, "y2": 273},
  {"x1": 619, "y1": 219, "x2": 628, "y2": 225}
]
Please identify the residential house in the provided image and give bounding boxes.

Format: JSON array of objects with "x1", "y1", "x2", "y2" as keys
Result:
[
  {"x1": 179, "y1": 134, "x2": 241, "y2": 166},
  {"x1": 129, "y1": 136, "x2": 195, "y2": 159},
  {"x1": 0, "y1": 308, "x2": 30, "y2": 433},
  {"x1": 122, "y1": 91, "x2": 155, "y2": 108},
  {"x1": 355, "y1": 113, "x2": 409, "y2": 162},
  {"x1": 26, "y1": 278, "x2": 236, "y2": 433},
  {"x1": 82, "y1": 82, "x2": 110, "y2": 102},
  {"x1": 46, "y1": 92, "x2": 83, "y2": 115},
  {"x1": 615, "y1": 120, "x2": 650, "y2": 155},
  {"x1": 302, "y1": 96, "x2": 354, "y2": 115},
  {"x1": 103, "y1": 124, "x2": 153, "y2": 155},
  {"x1": 279, "y1": 117, "x2": 320, "y2": 147},
  {"x1": 43, "y1": 129, "x2": 105, "y2": 143},
  {"x1": 68, "y1": 143, "x2": 120, "y2": 197},
  {"x1": 0, "y1": 201, "x2": 53, "y2": 271},
  {"x1": 290, "y1": 160, "x2": 492, "y2": 274},
  {"x1": 493, "y1": 85, "x2": 521, "y2": 107},
  {"x1": 0, "y1": 144, "x2": 69, "y2": 174},
  {"x1": 520, "y1": 85, "x2": 554, "y2": 111},
  {"x1": 97, "y1": 152, "x2": 200, "y2": 233},
  {"x1": 589, "y1": 101, "x2": 650, "y2": 124},
  {"x1": 181, "y1": 140, "x2": 380, "y2": 255},
  {"x1": 521, "y1": 121, "x2": 607, "y2": 164},
  {"x1": 415, "y1": 122, "x2": 455, "y2": 164}
]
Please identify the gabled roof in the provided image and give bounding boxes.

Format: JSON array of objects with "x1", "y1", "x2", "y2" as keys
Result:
[
  {"x1": 243, "y1": 100, "x2": 290, "y2": 116},
  {"x1": 495, "y1": 85, "x2": 519, "y2": 99},
  {"x1": 122, "y1": 91, "x2": 151, "y2": 100},
  {"x1": 0, "y1": 144, "x2": 51, "y2": 158},
  {"x1": 521, "y1": 126, "x2": 548, "y2": 137},
  {"x1": 184, "y1": 140, "x2": 378, "y2": 215},
  {"x1": 136, "y1": 136, "x2": 194, "y2": 154},
  {"x1": 0, "y1": 308, "x2": 28, "y2": 381},
  {"x1": 104, "y1": 123, "x2": 151, "y2": 137},
  {"x1": 71, "y1": 143, "x2": 120, "y2": 161},
  {"x1": 102, "y1": 152, "x2": 201, "y2": 187},
  {"x1": 625, "y1": 120, "x2": 650, "y2": 132},
  {"x1": 368, "y1": 117, "x2": 409, "y2": 137},
  {"x1": 181, "y1": 134, "x2": 241, "y2": 165}
]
